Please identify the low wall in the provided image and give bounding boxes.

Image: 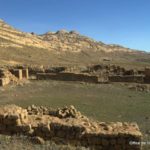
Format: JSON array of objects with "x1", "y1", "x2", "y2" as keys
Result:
[
  {"x1": 36, "y1": 72, "x2": 99, "y2": 83},
  {"x1": 0, "y1": 105, "x2": 142, "y2": 150},
  {"x1": 108, "y1": 75, "x2": 144, "y2": 83}
]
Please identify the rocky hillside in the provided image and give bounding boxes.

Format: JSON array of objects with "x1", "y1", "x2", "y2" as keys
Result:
[
  {"x1": 0, "y1": 19, "x2": 132, "y2": 53},
  {"x1": 0, "y1": 19, "x2": 150, "y2": 68},
  {"x1": 40, "y1": 30, "x2": 133, "y2": 53},
  {"x1": 0, "y1": 19, "x2": 51, "y2": 49}
]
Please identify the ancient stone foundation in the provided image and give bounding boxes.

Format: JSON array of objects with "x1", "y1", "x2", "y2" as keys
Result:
[
  {"x1": 108, "y1": 75, "x2": 144, "y2": 83},
  {"x1": 36, "y1": 72, "x2": 99, "y2": 83},
  {"x1": 0, "y1": 105, "x2": 142, "y2": 150}
]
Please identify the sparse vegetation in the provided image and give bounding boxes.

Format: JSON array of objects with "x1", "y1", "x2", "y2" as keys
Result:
[
  {"x1": 0, "y1": 81, "x2": 150, "y2": 149},
  {"x1": 0, "y1": 135, "x2": 89, "y2": 150}
]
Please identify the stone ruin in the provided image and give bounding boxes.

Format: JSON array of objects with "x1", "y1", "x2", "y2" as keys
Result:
[
  {"x1": 36, "y1": 72, "x2": 100, "y2": 83},
  {"x1": 0, "y1": 105, "x2": 142, "y2": 150},
  {"x1": 87, "y1": 64, "x2": 150, "y2": 84},
  {"x1": 0, "y1": 69, "x2": 18, "y2": 86},
  {"x1": 24, "y1": 64, "x2": 150, "y2": 84},
  {"x1": 1, "y1": 64, "x2": 150, "y2": 86},
  {"x1": 0, "y1": 68, "x2": 29, "y2": 86},
  {"x1": 108, "y1": 75, "x2": 144, "y2": 83}
]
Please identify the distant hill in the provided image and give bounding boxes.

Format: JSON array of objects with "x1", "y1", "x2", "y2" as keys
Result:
[{"x1": 0, "y1": 19, "x2": 150, "y2": 68}]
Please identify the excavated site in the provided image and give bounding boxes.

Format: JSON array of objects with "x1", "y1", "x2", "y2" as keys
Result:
[
  {"x1": 1, "y1": 19, "x2": 150, "y2": 150},
  {"x1": 1, "y1": 64, "x2": 150, "y2": 93},
  {"x1": 0, "y1": 65, "x2": 148, "y2": 150},
  {"x1": 0, "y1": 104, "x2": 142, "y2": 150}
]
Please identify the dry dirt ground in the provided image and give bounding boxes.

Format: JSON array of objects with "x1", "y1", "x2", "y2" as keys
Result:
[{"x1": 0, "y1": 80, "x2": 150, "y2": 149}]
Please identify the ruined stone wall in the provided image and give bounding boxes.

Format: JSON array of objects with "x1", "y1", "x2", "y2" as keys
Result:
[
  {"x1": 144, "y1": 68, "x2": 150, "y2": 83},
  {"x1": 0, "y1": 105, "x2": 142, "y2": 150},
  {"x1": 36, "y1": 72, "x2": 99, "y2": 83},
  {"x1": 108, "y1": 75, "x2": 144, "y2": 83},
  {"x1": 45, "y1": 67, "x2": 66, "y2": 73},
  {"x1": 27, "y1": 66, "x2": 66, "y2": 76},
  {"x1": 28, "y1": 66, "x2": 45, "y2": 76}
]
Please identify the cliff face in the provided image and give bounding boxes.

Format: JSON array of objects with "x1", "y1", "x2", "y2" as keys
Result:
[{"x1": 0, "y1": 19, "x2": 150, "y2": 68}]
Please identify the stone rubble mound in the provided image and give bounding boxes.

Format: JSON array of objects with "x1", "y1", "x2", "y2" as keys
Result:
[
  {"x1": 27, "y1": 105, "x2": 49, "y2": 115},
  {"x1": 55, "y1": 105, "x2": 83, "y2": 118}
]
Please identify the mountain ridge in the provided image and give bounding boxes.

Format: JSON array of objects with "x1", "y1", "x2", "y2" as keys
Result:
[{"x1": 0, "y1": 19, "x2": 150, "y2": 68}]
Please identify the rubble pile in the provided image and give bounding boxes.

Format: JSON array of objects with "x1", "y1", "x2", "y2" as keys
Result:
[
  {"x1": 55, "y1": 105, "x2": 83, "y2": 119},
  {"x1": 27, "y1": 105, "x2": 49, "y2": 115}
]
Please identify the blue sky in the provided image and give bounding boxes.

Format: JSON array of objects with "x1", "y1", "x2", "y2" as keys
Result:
[{"x1": 0, "y1": 0, "x2": 150, "y2": 51}]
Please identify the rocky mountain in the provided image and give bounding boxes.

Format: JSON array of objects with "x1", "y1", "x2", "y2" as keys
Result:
[
  {"x1": 40, "y1": 30, "x2": 133, "y2": 53},
  {"x1": 0, "y1": 19, "x2": 51, "y2": 49},
  {"x1": 0, "y1": 19, "x2": 150, "y2": 68}
]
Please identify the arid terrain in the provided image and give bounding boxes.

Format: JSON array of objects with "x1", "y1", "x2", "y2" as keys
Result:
[
  {"x1": 0, "y1": 19, "x2": 150, "y2": 150},
  {"x1": 0, "y1": 19, "x2": 150, "y2": 68}
]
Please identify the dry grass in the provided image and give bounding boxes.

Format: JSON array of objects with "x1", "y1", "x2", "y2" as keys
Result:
[
  {"x1": 0, "y1": 80, "x2": 150, "y2": 149},
  {"x1": 0, "y1": 135, "x2": 89, "y2": 150}
]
